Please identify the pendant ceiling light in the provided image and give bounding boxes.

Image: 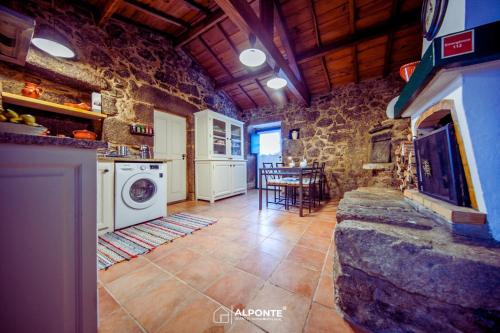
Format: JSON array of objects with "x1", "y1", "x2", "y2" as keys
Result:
[
  {"x1": 266, "y1": 67, "x2": 287, "y2": 89},
  {"x1": 31, "y1": 1, "x2": 75, "y2": 59},
  {"x1": 239, "y1": 34, "x2": 266, "y2": 67}
]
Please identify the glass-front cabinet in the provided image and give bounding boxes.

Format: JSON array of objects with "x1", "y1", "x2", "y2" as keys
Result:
[
  {"x1": 230, "y1": 123, "x2": 243, "y2": 158},
  {"x1": 212, "y1": 118, "x2": 227, "y2": 156},
  {"x1": 195, "y1": 110, "x2": 245, "y2": 160}
]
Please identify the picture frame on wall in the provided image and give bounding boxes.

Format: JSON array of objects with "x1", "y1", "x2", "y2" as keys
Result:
[{"x1": 289, "y1": 128, "x2": 300, "y2": 140}]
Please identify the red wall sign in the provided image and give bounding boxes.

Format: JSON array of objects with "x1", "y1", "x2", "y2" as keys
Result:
[{"x1": 441, "y1": 30, "x2": 475, "y2": 59}]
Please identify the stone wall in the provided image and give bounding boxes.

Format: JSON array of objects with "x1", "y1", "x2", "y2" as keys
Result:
[
  {"x1": 240, "y1": 74, "x2": 410, "y2": 198},
  {"x1": 0, "y1": 0, "x2": 240, "y2": 199}
]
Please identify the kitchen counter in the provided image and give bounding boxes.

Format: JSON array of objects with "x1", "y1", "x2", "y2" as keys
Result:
[
  {"x1": 0, "y1": 132, "x2": 107, "y2": 149},
  {"x1": 97, "y1": 156, "x2": 172, "y2": 163}
]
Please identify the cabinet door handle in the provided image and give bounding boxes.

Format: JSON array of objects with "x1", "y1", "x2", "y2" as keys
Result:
[{"x1": 103, "y1": 169, "x2": 109, "y2": 173}]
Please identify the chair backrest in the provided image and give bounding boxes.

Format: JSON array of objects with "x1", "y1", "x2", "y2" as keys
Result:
[
  {"x1": 262, "y1": 162, "x2": 273, "y2": 168},
  {"x1": 275, "y1": 162, "x2": 285, "y2": 167}
]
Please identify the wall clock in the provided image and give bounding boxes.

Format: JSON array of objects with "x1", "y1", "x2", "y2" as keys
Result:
[{"x1": 421, "y1": 0, "x2": 448, "y2": 41}]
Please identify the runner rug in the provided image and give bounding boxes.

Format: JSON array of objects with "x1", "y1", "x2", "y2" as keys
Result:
[{"x1": 97, "y1": 213, "x2": 217, "y2": 270}]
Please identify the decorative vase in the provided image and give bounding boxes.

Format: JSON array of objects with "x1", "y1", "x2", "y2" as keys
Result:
[
  {"x1": 21, "y1": 82, "x2": 43, "y2": 99},
  {"x1": 291, "y1": 130, "x2": 298, "y2": 140}
]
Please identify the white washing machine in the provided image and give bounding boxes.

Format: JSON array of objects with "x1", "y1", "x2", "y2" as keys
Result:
[{"x1": 115, "y1": 162, "x2": 166, "y2": 229}]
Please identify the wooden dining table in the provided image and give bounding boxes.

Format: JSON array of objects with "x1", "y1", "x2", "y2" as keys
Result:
[{"x1": 258, "y1": 166, "x2": 317, "y2": 217}]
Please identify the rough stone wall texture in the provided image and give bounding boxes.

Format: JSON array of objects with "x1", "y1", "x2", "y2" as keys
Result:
[
  {"x1": 240, "y1": 74, "x2": 410, "y2": 198},
  {"x1": 0, "y1": 0, "x2": 240, "y2": 200},
  {"x1": 0, "y1": 0, "x2": 239, "y2": 145}
]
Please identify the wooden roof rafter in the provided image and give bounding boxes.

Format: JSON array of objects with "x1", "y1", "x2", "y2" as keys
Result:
[
  {"x1": 216, "y1": 66, "x2": 273, "y2": 89},
  {"x1": 238, "y1": 84, "x2": 258, "y2": 108},
  {"x1": 182, "y1": 0, "x2": 210, "y2": 16},
  {"x1": 175, "y1": 9, "x2": 227, "y2": 48},
  {"x1": 123, "y1": 0, "x2": 190, "y2": 30},
  {"x1": 215, "y1": 0, "x2": 310, "y2": 106},
  {"x1": 198, "y1": 34, "x2": 233, "y2": 78},
  {"x1": 309, "y1": 0, "x2": 331, "y2": 92},
  {"x1": 216, "y1": 22, "x2": 239, "y2": 55},
  {"x1": 383, "y1": 0, "x2": 401, "y2": 77},
  {"x1": 349, "y1": 0, "x2": 359, "y2": 83},
  {"x1": 255, "y1": 78, "x2": 273, "y2": 105},
  {"x1": 98, "y1": 0, "x2": 122, "y2": 25},
  {"x1": 296, "y1": 7, "x2": 420, "y2": 64}
]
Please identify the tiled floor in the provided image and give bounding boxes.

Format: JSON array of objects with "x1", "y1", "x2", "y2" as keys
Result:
[{"x1": 98, "y1": 190, "x2": 363, "y2": 333}]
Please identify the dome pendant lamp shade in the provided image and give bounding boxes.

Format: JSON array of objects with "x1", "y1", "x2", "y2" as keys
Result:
[
  {"x1": 239, "y1": 33, "x2": 266, "y2": 67},
  {"x1": 266, "y1": 67, "x2": 287, "y2": 89},
  {"x1": 31, "y1": 24, "x2": 75, "y2": 58}
]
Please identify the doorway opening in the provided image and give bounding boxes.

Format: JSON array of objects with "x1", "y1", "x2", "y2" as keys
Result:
[{"x1": 250, "y1": 122, "x2": 282, "y2": 189}]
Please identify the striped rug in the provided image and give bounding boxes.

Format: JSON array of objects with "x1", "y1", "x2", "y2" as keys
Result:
[{"x1": 97, "y1": 213, "x2": 217, "y2": 270}]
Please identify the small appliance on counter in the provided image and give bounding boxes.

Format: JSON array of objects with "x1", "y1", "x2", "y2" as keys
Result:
[{"x1": 139, "y1": 144, "x2": 152, "y2": 159}]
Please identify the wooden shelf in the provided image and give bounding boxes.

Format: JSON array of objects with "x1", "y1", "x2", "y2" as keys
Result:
[{"x1": 1, "y1": 92, "x2": 107, "y2": 120}]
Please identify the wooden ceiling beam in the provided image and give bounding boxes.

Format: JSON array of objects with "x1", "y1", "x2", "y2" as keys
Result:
[
  {"x1": 310, "y1": 0, "x2": 331, "y2": 91},
  {"x1": 274, "y1": 0, "x2": 302, "y2": 81},
  {"x1": 199, "y1": 35, "x2": 233, "y2": 78},
  {"x1": 216, "y1": 22, "x2": 239, "y2": 56},
  {"x1": 216, "y1": 66, "x2": 273, "y2": 89},
  {"x1": 239, "y1": 84, "x2": 258, "y2": 108},
  {"x1": 98, "y1": 0, "x2": 123, "y2": 26},
  {"x1": 255, "y1": 78, "x2": 273, "y2": 104},
  {"x1": 182, "y1": 0, "x2": 210, "y2": 16},
  {"x1": 296, "y1": 8, "x2": 420, "y2": 64},
  {"x1": 123, "y1": 0, "x2": 190, "y2": 29},
  {"x1": 215, "y1": 0, "x2": 310, "y2": 106},
  {"x1": 260, "y1": 0, "x2": 274, "y2": 36},
  {"x1": 383, "y1": 0, "x2": 401, "y2": 76},
  {"x1": 175, "y1": 9, "x2": 227, "y2": 48},
  {"x1": 348, "y1": 0, "x2": 359, "y2": 83}
]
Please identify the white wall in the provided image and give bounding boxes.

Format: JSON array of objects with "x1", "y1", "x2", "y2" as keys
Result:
[{"x1": 422, "y1": 0, "x2": 466, "y2": 56}]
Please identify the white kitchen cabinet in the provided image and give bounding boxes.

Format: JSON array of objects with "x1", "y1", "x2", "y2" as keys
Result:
[
  {"x1": 195, "y1": 160, "x2": 247, "y2": 203},
  {"x1": 195, "y1": 109, "x2": 245, "y2": 160},
  {"x1": 0, "y1": 142, "x2": 98, "y2": 333},
  {"x1": 97, "y1": 162, "x2": 114, "y2": 235}
]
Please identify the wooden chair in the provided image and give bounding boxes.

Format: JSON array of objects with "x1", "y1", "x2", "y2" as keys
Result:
[
  {"x1": 262, "y1": 163, "x2": 287, "y2": 207},
  {"x1": 284, "y1": 168, "x2": 320, "y2": 213}
]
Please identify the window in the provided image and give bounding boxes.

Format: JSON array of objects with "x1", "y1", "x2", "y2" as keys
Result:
[{"x1": 259, "y1": 131, "x2": 281, "y2": 155}]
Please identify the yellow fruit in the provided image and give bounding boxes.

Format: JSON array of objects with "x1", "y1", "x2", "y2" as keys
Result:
[
  {"x1": 21, "y1": 114, "x2": 36, "y2": 124},
  {"x1": 0, "y1": 114, "x2": 7, "y2": 122},
  {"x1": 9, "y1": 117, "x2": 23, "y2": 124},
  {"x1": 5, "y1": 109, "x2": 19, "y2": 119}
]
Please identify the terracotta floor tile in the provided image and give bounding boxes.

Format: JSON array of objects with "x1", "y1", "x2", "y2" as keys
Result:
[
  {"x1": 143, "y1": 240, "x2": 180, "y2": 261},
  {"x1": 98, "y1": 286, "x2": 120, "y2": 318},
  {"x1": 188, "y1": 235, "x2": 225, "y2": 254},
  {"x1": 98, "y1": 308, "x2": 143, "y2": 333},
  {"x1": 176, "y1": 256, "x2": 232, "y2": 291},
  {"x1": 99, "y1": 256, "x2": 149, "y2": 285},
  {"x1": 303, "y1": 222, "x2": 335, "y2": 239},
  {"x1": 269, "y1": 260, "x2": 320, "y2": 299},
  {"x1": 245, "y1": 224, "x2": 278, "y2": 237},
  {"x1": 210, "y1": 240, "x2": 254, "y2": 264},
  {"x1": 123, "y1": 277, "x2": 198, "y2": 333},
  {"x1": 322, "y1": 254, "x2": 334, "y2": 276},
  {"x1": 268, "y1": 228, "x2": 304, "y2": 243},
  {"x1": 228, "y1": 319, "x2": 265, "y2": 333},
  {"x1": 204, "y1": 268, "x2": 265, "y2": 311},
  {"x1": 257, "y1": 237, "x2": 295, "y2": 258},
  {"x1": 236, "y1": 249, "x2": 282, "y2": 279},
  {"x1": 287, "y1": 245, "x2": 326, "y2": 271},
  {"x1": 314, "y1": 275, "x2": 335, "y2": 308},
  {"x1": 297, "y1": 233, "x2": 331, "y2": 253},
  {"x1": 233, "y1": 233, "x2": 268, "y2": 248},
  {"x1": 304, "y1": 303, "x2": 358, "y2": 333},
  {"x1": 107, "y1": 263, "x2": 169, "y2": 303},
  {"x1": 154, "y1": 247, "x2": 202, "y2": 274},
  {"x1": 156, "y1": 294, "x2": 232, "y2": 333},
  {"x1": 246, "y1": 282, "x2": 310, "y2": 333}
]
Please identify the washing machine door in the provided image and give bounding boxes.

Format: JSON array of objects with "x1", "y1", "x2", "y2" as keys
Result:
[{"x1": 122, "y1": 173, "x2": 158, "y2": 209}]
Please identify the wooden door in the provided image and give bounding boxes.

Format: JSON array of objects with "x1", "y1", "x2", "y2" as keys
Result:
[{"x1": 154, "y1": 111, "x2": 187, "y2": 203}]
